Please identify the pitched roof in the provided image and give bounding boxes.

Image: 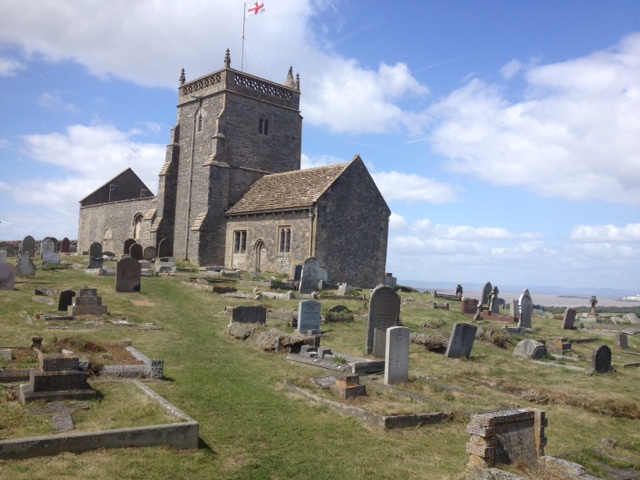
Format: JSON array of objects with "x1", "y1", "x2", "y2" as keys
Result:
[{"x1": 226, "y1": 161, "x2": 351, "y2": 215}]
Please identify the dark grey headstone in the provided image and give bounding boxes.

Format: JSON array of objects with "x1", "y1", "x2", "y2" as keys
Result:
[
  {"x1": 89, "y1": 242, "x2": 102, "y2": 258},
  {"x1": 20, "y1": 235, "x2": 36, "y2": 257},
  {"x1": 293, "y1": 264, "x2": 303, "y2": 281},
  {"x1": 59, "y1": 237, "x2": 71, "y2": 253},
  {"x1": 445, "y1": 323, "x2": 478, "y2": 359},
  {"x1": 366, "y1": 285, "x2": 401, "y2": 357},
  {"x1": 231, "y1": 306, "x2": 267, "y2": 324},
  {"x1": 518, "y1": 289, "x2": 533, "y2": 328},
  {"x1": 592, "y1": 345, "x2": 612, "y2": 373},
  {"x1": 482, "y1": 282, "x2": 492, "y2": 306},
  {"x1": 58, "y1": 290, "x2": 76, "y2": 312},
  {"x1": 115, "y1": 257, "x2": 141, "y2": 293},
  {"x1": 617, "y1": 333, "x2": 629, "y2": 350},
  {"x1": 157, "y1": 238, "x2": 171, "y2": 257},
  {"x1": 129, "y1": 243, "x2": 143, "y2": 261},
  {"x1": 123, "y1": 239, "x2": 136, "y2": 254},
  {"x1": 299, "y1": 257, "x2": 327, "y2": 294},
  {"x1": 143, "y1": 246, "x2": 157, "y2": 261},
  {"x1": 562, "y1": 308, "x2": 577, "y2": 330},
  {"x1": 15, "y1": 254, "x2": 36, "y2": 277}
]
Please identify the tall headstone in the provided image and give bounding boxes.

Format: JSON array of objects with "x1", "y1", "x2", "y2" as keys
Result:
[
  {"x1": 366, "y1": 285, "x2": 401, "y2": 358},
  {"x1": 123, "y1": 239, "x2": 136, "y2": 254},
  {"x1": 592, "y1": 345, "x2": 612, "y2": 373},
  {"x1": 16, "y1": 253, "x2": 36, "y2": 276},
  {"x1": 129, "y1": 243, "x2": 144, "y2": 261},
  {"x1": 482, "y1": 282, "x2": 492, "y2": 306},
  {"x1": 445, "y1": 323, "x2": 478, "y2": 359},
  {"x1": 0, "y1": 256, "x2": 16, "y2": 290},
  {"x1": 88, "y1": 242, "x2": 103, "y2": 269},
  {"x1": 143, "y1": 246, "x2": 157, "y2": 261},
  {"x1": 297, "y1": 300, "x2": 322, "y2": 334},
  {"x1": 489, "y1": 286, "x2": 500, "y2": 314},
  {"x1": 157, "y1": 238, "x2": 171, "y2": 257},
  {"x1": 59, "y1": 237, "x2": 71, "y2": 253},
  {"x1": 115, "y1": 257, "x2": 141, "y2": 292},
  {"x1": 561, "y1": 307, "x2": 577, "y2": 330},
  {"x1": 518, "y1": 289, "x2": 533, "y2": 328},
  {"x1": 510, "y1": 299, "x2": 519, "y2": 315},
  {"x1": 19, "y1": 235, "x2": 36, "y2": 257},
  {"x1": 384, "y1": 326, "x2": 410, "y2": 385},
  {"x1": 41, "y1": 237, "x2": 57, "y2": 258},
  {"x1": 299, "y1": 257, "x2": 327, "y2": 294},
  {"x1": 58, "y1": 290, "x2": 76, "y2": 312},
  {"x1": 617, "y1": 333, "x2": 629, "y2": 350}
]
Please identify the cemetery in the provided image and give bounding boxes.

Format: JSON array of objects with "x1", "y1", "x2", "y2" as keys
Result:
[{"x1": 1, "y1": 249, "x2": 640, "y2": 478}]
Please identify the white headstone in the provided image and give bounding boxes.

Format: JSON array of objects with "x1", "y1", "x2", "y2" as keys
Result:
[
  {"x1": 384, "y1": 326, "x2": 410, "y2": 385},
  {"x1": 297, "y1": 300, "x2": 322, "y2": 334}
]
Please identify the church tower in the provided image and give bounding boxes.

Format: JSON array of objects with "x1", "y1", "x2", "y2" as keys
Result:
[{"x1": 155, "y1": 50, "x2": 302, "y2": 265}]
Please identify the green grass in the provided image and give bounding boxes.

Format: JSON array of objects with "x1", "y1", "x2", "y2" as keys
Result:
[{"x1": 1, "y1": 258, "x2": 640, "y2": 479}]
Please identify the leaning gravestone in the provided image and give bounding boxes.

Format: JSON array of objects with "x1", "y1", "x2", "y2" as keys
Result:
[
  {"x1": 561, "y1": 307, "x2": 577, "y2": 330},
  {"x1": 622, "y1": 313, "x2": 640, "y2": 325},
  {"x1": 115, "y1": 257, "x2": 141, "y2": 292},
  {"x1": 297, "y1": 300, "x2": 322, "y2": 334},
  {"x1": 19, "y1": 235, "x2": 36, "y2": 257},
  {"x1": 16, "y1": 253, "x2": 36, "y2": 276},
  {"x1": 143, "y1": 246, "x2": 157, "y2": 261},
  {"x1": 58, "y1": 290, "x2": 76, "y2": 312},
  {"x1": 384, "y1": 326, "x2": 410, "y2": 385},
  {"x1": 88, "y1": 242, "x2": 103, "y2": 269},
  {"x1": 512, "y1": 339, "x2": 547, "y2": 359},
  {"x1": 482, "y1": 282, "x2": 492, "y2": 306},
  {"x1": 129, "y1": 243, "x2": 144, "y2": 261},
  {"x1": 299, "y1": 257, "x2": 327, "y2": 294},
  {"x1": 617, "y1": 333, "x2": 629, "y2": 350},
  {"x1": 230, "y1": 306, "x2": 267, "y2": 324},
  {"x1": 518, "y1": 289, "x2": 533, "y2": 328},
  {"x1": 0, "y1": 262, "x2": 16, "y2": 291},
  {"x1": 366, "y1": 285, "x2": 401, "y2": 358},
  {"x1": 445, "y1": 323, "x2": 478, "y2": 359},
  {"x1": 592, "y1": 345, "x2": 612, "y2": 373}
]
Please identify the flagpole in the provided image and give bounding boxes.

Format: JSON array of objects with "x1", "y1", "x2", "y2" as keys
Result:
[{"x1": 241, "y1": 3, "x2": 246, "y2": 72}]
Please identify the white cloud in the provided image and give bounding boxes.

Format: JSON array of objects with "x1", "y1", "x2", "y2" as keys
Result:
[
  {"x1": 500, "y1": 59, "x2": 522, "y2": 80},
  {"x1": 0, "y1": 55, "x2": 24, "y2": 76},
  {"x1": 301, "y1": 153, "x2": 344, "y2": 169},
  {"x1": 37, "y1": 92, "x2": 80, "y2": 113},
  {"x1": 571, "y1": 223, "x2": 640, "y2": 242},
  {"x1": 430, "y1": 33, "x2": 640, "y2": 205},
  {"x1": 371, "y1": 171, "x2": 460, "y2": 203},
  {"x1": 389, "y1": 212, "x2": 408, "y2": 232},
  {"x1": 0, "y1": 0, "x2": 428, "y2": 136}
]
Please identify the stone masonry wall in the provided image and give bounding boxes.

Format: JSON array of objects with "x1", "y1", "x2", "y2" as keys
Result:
[
  {"x1": 314, "y1": 158, "x2": 390, "y2": 288},
  {"x1": 78, "y1": 197, "x2": 156, "y2": 254}
]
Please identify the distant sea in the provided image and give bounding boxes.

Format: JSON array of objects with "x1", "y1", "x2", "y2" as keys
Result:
[{"x1": 458, "y1": 291, "x2": 638, "y2": 308}]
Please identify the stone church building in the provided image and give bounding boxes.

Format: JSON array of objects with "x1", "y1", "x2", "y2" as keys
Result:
[{"x1": 78, "y1": 50, "x2": 390, "y2": 287}]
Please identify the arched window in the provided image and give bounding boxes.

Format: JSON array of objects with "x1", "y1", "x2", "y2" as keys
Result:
[
  {"x1": 278, "y1": 227, "x2": 291, "y2": 253},
  {"x1": 259, "y1": 118, "x2": 269, "y2": 135},
  {"x1": 133, "y1": 214, "x2": 143, "y2": 241}
]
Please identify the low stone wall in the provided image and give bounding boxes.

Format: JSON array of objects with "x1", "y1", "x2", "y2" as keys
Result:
[{"x1": 0, "y1": 380, "x2": 198, "y2": 460}]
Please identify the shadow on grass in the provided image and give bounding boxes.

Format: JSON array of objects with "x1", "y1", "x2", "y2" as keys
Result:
[{"x1": 198, "y1": 437, "x2": 217, "y2": 455}]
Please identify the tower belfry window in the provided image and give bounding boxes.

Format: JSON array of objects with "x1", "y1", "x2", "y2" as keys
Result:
[{"x1": 259, "y1": 118, "x2": 269, "y2": 135}]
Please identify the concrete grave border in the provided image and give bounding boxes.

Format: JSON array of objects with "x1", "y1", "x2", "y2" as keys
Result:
[{"x1": 0, "y1": 380, "x2": 198, "y2": 460}]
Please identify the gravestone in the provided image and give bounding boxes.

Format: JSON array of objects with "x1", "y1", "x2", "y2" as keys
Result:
[
  {"x1": 510, "y1": 299, "x2": 519, "y2": 315},
  {"x1": 481, "y1": 282, "x2": 492, "y2": 306},
  {"x1": 19, "y1": 352, "x2": 96, "y2": 404},
  {"x1": 548, "y1": 338, "x2": 571, "y2": 355},
  {"x1": 293, "y1": 264, "x2": 302, "y2": 281},
  {"x1": 512, "y1": 339, "x2": 547, "y2": 359},
  {"x1": 42, "y1": 251, "x2": 61, "y2": 265},
  {"x1": 329, "y1": 374, "x2": 366, "y2": 400},
  {"x1": 445, "y1": 323, "x2": 477, "y2": 359},
  {"x1": 230, "y1": 306, "x2": 267, "y2": 324},
  {"x1": 366, "y1": 285, "x2": 401, "y2": 357},
  {"x1": 518, "y1": 289, "x2": 533, "y2": 328},
  {"x1": 69, "y1": 288, "x2": 108, "y2": 316},
  {"x1": 0, "y1": 261, "x2": 16, "y2": 291},
  {"x1": 592, "y1": 345, "x2": 612, "y2": 373},
  {"x1": 384, "y1": 326, "x2": 410, "y2": 385},
  {"x1": 19, "y1": 235, "x2": 36, "y2": 257},
  {"x1": 461, "y1": 298, "x2": 478, "y2": 315},
  {"x1": 40, "y1": 237, "x2": 58, "y2": 258},
  {"x1": 5, "y1": 244, "x2": 16, "y2": 256},
  {"x1": 16, "y1": 253, "x2": 36, "y2": 276},
  {"x1": 143, "y1": 246, "x2": 157, "y2": 261},
  {"x1": 297, "y1": 300, "x2": 322, "y2": 334},
  {"x1": 299, "y1": 257, "x2": 327, "y2": 294},
  {"x1": 622, "y1": 313, "x2": 640, "y2": 325},
  {"x1": 123, "y1": 239, "x2": 136, "y2": 254},
  {"x1": 59, "y1": 237, "x2": 71, "y2": 253},
  {"x1": 157, "y1": 238, "x2": 171, "y2": 257},
  {"x1": 58, "y1": 290, "x2": 76, "y2": 312},
  {"x1": 561, "y1": 307, "x2": 577, "y2": 330},
  {"x1": 489, "y1": 286, "x2": 500, "y2": 314},
  {"x1": 129, "y1": 243, "x2": 144, "y2": 261},
  {"x1": 617, "y1": 333, "x2": 629, "y2": 350},
  {"x1": 88, "y1": 242, "x2": 104, "y2": 269},
  {"x1": 115, "y1": 257, "x2": 141, "y2": 292},
  {"x1": 0, "y1": 250, "x2": 6, "y2": 263}
]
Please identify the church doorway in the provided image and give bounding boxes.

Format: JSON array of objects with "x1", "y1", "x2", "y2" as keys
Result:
[{"x1": 254, "y1": 240, "x2": 266, "y2": 272}]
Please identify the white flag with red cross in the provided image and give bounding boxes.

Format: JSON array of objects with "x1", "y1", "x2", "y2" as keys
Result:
[{"x1": 246, "y1": 2, "x2": 265, "y2": 17}]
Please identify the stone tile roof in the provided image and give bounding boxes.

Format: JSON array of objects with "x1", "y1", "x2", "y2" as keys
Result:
[{"x1": 226, "y1": 162, "x2": 351, "y2": 215}]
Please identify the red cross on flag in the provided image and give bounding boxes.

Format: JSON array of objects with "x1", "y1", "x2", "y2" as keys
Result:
[{"x1": 246, "y1": 2, "x2": 265, "y2": 17}]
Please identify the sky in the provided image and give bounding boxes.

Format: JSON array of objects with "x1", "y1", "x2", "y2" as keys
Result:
[{"x1": 0, "y1": 0, "x2": 639, "y2": 293}]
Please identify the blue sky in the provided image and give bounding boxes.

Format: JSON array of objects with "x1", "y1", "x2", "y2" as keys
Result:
[{"x1": 1, "y1": 1, "x2": 639, "y2": 292}]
